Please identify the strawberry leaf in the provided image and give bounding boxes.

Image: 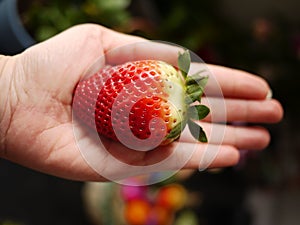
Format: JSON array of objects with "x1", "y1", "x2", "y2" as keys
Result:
[
  {"x1": 166, "y1": 121, "x2": 185, "y2": 139},
  {"x1": 185, "y1": 73, "x2": 208, "y2": 85},
  {"x1": 185, "y1": 73, "x2": 208, "y2": 104},
  {"x1": 197, "y1": 76, "x2": 208, "y2": 91},
  {"x1": 178, "y1": 50, "x2": 191, "y2": 79},
  {"x1": 188, "y1": 105, "x2": 210, "y2": 120},
  {"x1": 186, "y1": 83, "x2": 204, "y2": 95},
  {"x1": 186, "y1": 73, "x2": 208, "y2": 87},
  {"x1": 185, "y1": 90, "x2": 203, "y2": 104},
  {"x1": 188, "y1": 120, "x2": 208, "y2": 143}
]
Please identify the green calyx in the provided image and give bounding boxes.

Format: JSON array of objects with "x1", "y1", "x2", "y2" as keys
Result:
[
  {"x1": 176, "y1": 50, "x2": 210, "y2": 143},
  {"x1": 186, "y1": 105, "x2": 210, "y2": 142},
  {"x1": 166, "y1": 121, "x2": 185, "y2": 139}
]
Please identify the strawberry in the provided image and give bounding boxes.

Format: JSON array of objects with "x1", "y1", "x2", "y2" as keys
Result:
[{"x1": 73, "y1": 50, "x2": 209, "y2": 150}]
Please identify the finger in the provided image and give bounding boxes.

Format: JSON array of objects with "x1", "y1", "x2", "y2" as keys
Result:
[
  {"x1": 108, "y1": 141, "x2": 240, "y2": 173},
  {"x1": 180, "y1": 122, "x2": 271, "y2": 150},
  {"x1": 104, "y1": 40, "x2": 183, "y2": 66},
  {"x1": 153, "y1": 142, "x2": 240, "y2": 170},
  {"x1": 76, "y1": 129, "x2": 240, "y2": 181},
  {"x1": 183, "y1": 144, "x2": 240, "y2": 169},
  {"x1": 101, "y1": 32, "x2": 271, "y2": 102},
  {"x1": 202, "y1": 97, "x2": 284, "y2": 123},
  {"x1": 99, "y1": 31, "x2": 273, "y2": 104},
  {"x1": 204, "y1": 64, "x2": 271, "y2": 99}
]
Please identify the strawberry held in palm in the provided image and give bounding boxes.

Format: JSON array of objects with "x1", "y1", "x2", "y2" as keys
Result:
[{"x1": 73, "y1": 50, "x2": 210, "y2": 150}]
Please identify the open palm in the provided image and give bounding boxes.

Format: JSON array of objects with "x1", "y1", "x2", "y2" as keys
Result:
[{"x1": 0, "y1": 24, "x2": 283, "y2": 181}]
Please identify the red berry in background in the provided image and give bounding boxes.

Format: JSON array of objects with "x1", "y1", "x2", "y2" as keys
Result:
[
  {"x1": 156, "y1": 184, "x2": 187, "y2": 211},
  {"x1": 73, "y1": 50, "x2": 210, "y2": 150},
  {"x1": 124, "y1": 199, "x2": 151, "y2": 225}
]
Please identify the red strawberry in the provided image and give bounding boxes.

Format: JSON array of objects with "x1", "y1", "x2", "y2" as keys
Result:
[{"x1": 73, "y1": 51, "x2": 209, "y2": 150}]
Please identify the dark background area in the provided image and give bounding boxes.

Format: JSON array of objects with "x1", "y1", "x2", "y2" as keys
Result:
[
  {"x1": 0, "y1": 160, "x2": 90, "y2": 225},
  {"x1": 0, "y1": 0, "x2": 299, "y2": 224}
]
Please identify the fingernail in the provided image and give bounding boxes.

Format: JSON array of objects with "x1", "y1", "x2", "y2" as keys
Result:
[{"x1": 266, "y1": 89, "x2": 273, "y2": 100}]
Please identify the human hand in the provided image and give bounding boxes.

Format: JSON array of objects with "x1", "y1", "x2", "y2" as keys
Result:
[{"x1": 0, "y1": 24, "x2": 283, "y2": 181}]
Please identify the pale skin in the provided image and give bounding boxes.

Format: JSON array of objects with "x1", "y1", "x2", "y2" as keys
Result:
[{"x1": 0, "y1": 24, "x2": 283, "y2": 181}]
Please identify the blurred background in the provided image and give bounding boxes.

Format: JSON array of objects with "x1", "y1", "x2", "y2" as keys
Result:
[{"x1": 0, "y1": 0, "x2": 299, "y2": 224}]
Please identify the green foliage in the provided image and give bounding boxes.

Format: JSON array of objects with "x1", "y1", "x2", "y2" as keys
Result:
[
  {"x1": 22, "y1": 0, "x2": 132, "y2": 42},
  {"x1": 0, "y1": 220, "x2": 24, "y2": 225}
]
